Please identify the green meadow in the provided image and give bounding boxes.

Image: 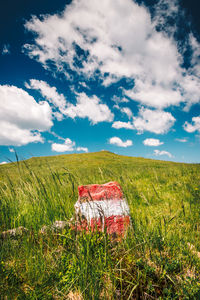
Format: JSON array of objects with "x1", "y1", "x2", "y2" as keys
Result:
[{"x1": 0, "y1": 151, "x2": 200, "y2": 299}]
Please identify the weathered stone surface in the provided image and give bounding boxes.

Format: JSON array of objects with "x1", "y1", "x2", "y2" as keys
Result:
[
  {"x1": 52, "y1": 220, "x2": 67, "y2": 231},
  {"x1": 1, "y1": 226, "x2": 29, "y2": 239},
  {"x1": 40, "y1": 221, "x2": 68, "y2": 235}
]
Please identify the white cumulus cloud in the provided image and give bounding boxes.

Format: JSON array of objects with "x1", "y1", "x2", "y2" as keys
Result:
[
  {"x1": 51, "y1": 138, "x2": 88, "y2": 153},
  {"x1": 112, "y1": 108, "x2": 175, "y2": 134},
  {"x1": 114, "y1": 106, "x2": 133, "y2": 119},
  {"x1": 64, "y1": 93, "x2": 114, "y2": 124},
  {"x1": 125, "y1": 80, "x2": 182, "y2": 109},
  {"x1": 182, "y1": 75, "x2": 200, "y2": 111},
  {"x1": 113, "y1": 104, "x2": 133, "y2": 118},
  {"x1": 0, "y1": 161, "x2": 7, "y2": 165},
  {"x1": 112, "y1": 121, "x2": 134, "y2": 130},
  {"x1": 51, "y1": 138, "x2": 75, "y2": 152},
  {"x1": 183, "y1": 117, "x2": 200, "y2": 133},
  {"x1": 77, "y1": 147, "x2": 88, "y2": 153},
  {"x1": 143, "y1": 138, "x2": 163, "y2": 146},
  {"x1": 26, "y1": 79, "x2": 67, "y2": 117},
  {"x1": 109, "y1": 137, "x2": 133, "y2": 147},
  {"x1": 23, "y1": 0, "x2": 200, "y2": 110},
  {"x1": 27, "y1": 81, "x2": 113, "y2": 125},
  {"x1": 133, "y1": 107, "x2": 175, "y2": 134},
  {"x1": 0, "y1": 85, "x2": 53, "y2": 146},
  {"x1": 121, "y1": 107, "x2": 133, "y2": 119},
  {"x1": 154, "y1": 149, "x2": 172, "y2": 158}
]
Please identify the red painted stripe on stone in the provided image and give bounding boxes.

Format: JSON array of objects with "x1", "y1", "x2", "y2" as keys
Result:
[
  {"x1": 78, "y1": 181, "x2": 123, "y2": 201},
  {"x1": 75, "y1": 215, "x2": 130, "y2": 235},
  {"x1": 91, "y1": 215, "x2": 130, "y2": 235}
]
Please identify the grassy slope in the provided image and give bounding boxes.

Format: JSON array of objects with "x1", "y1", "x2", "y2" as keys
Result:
[{"x1": 0, "y1": 151, "x2": 200, "y2": 299}]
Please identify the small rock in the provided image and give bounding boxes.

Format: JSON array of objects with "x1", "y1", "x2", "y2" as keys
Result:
[
  {"x1": 52, "y1": 220, "x2": 67, "y2": 231},
  {"x1": 1, "y1": 226, "x2": 29, "y2": 240},
  {"x1": 40, "y1": 221, "x2": 68, "y2": 235}
]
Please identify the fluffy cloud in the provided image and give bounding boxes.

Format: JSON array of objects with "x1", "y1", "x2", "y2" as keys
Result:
[
  {"x1": 24, "y1": 0, "x2": 179, "y2": 83},
  {"x1": 121, "y1": 107, "x2": 133, "y2": 119},
  {"x1": 183, "y1": 117, "x2": 200, "y2": 133},
  {"x1": 154, "y1": 149, "x2": 172, "y2": 158},
  {"x1": 0, "y1": 85, "x2": 53, "y2": 146},
  {"x1": 143, "y1": 138, "x2": 163, "y2": 146},
  {"x1": 24, "y1": 0, "x2": 200, "y2": 109},
  {"x1": 132, "y1": 107, "x2": 175, "y2": 134},
  {"x1": 114, "y1": 106, "x2": 133, "y2": 119},
  {"x1": 109, "y1": 137, "x2": 133, "y2": 147},
  {"x1": 112, "y1": 121, "x2": 134, "y2": 130},
  {"x1": 125, "y1": 80, "x2": 182, "y2": 109},
  {"x1": 112, "y1": 96, "x2": 129, "y2": 104},
  {"x1": 112, "y1": 108, "x2": 175, "y2": 134},
  {"x1": 51, "y1": 138, "x2": 75, "y2": 152},
  {"x1": 64, "y1": 93, "x2": 114, "y2": 124},
  {"x1": 27, "y1": 80, "x2": 113, "y2": 125},
  {"x1": 0, "y1": 161, "x2": 7, "y2": 165},
  {"x1": 77, "y1": 147, "x2": 88, "y2": 153},
  {"x1": 51, "y1": 138, "x2": 88, "y2": 153},
  {"x1": 26, "y1": 79, "x2": 67, "y2": 117},
  {"x1": 182, "y1": 75, "x2": 200, "y2": 111}
]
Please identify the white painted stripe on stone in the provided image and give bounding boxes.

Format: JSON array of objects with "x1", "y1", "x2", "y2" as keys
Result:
[{"x1": 75, "y1": 199, "x2": 130, "y2": 221}]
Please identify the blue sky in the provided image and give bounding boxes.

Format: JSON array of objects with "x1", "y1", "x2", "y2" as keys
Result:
[{"x1": 0, "y1": 0, "x2": 200, "y2": 163}]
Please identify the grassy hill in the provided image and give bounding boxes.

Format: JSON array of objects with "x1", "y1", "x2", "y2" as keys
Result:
[{"x1": 0, "y1": 151, "x2": 200, "y2": 299}]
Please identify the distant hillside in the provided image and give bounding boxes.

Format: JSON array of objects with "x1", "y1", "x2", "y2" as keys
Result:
[
  {"x1": 0, "y1": 150, "x2": 197, "y2": 187},
  {"x1": 0, "y1": 150, "x2": 190, "y2": 173}
]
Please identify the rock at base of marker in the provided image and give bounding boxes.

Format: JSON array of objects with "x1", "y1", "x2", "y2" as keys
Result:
[
  {"x1": 1, "y1": 226, "x2": 29, "y2": 240},
  {"x1": 74, "y1": 181, "x2": 130, "y2": 235},
  {"x1": 52, "y1": 220, "x2": 67, "y2": 231},
  {"x1": 40, "y1": 220, "x2": 68, "y2": 234}
]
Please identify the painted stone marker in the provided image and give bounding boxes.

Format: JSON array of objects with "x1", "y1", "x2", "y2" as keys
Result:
[{"x1": 74, "y1": 181, "x2": 130, "y2": 235}]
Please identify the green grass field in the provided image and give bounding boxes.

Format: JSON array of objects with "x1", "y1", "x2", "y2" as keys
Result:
[{"x1": 0, "y1": 151, "x2": 200, "y2": 299}]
